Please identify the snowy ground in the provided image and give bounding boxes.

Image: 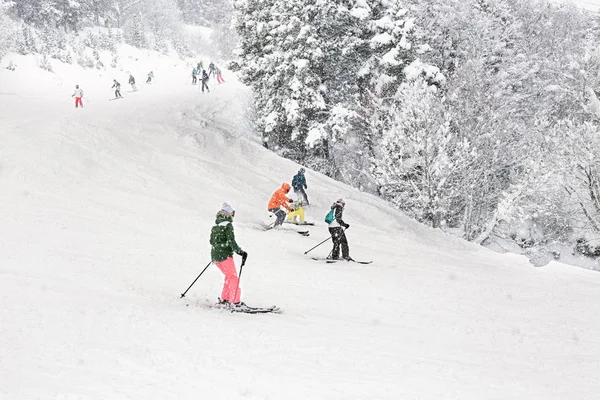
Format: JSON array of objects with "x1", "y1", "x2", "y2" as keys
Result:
[{"x1": 1, "y1": 55, "x2": 600, "y2": 400}]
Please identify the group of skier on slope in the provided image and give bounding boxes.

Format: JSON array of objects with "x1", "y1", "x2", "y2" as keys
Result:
[
  {"x1": 71, "y1": 61, "x2": 223, "y2": 108},
  {"x1": 111, "y1": 71, "x2": 153, "y2": 99},
  {"x1": 191, "y1": 61, "x2": 225, "y2": 93},
  {"x1": 71, "y1": 71, "x2": 154, "y2": 107},
  {"x1": 207, "y1": 167, "x2": 353, "y2": 312}
]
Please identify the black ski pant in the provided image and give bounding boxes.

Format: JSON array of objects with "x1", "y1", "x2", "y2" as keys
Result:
[
  {"x1": 115, "y1": 89, "x2": 121, "y2": 98},
  {"x1": 192, "y1": 76, "x2": 197, "y2": 84},
  {"x1": 269, "y1": 208, "x2": 286, "y2": 227},
  {"x1": 329, "y1": 227, "x2": 349, "y2": 259},
  {"x1": 202, "y1": 81, "x2": 210, "y2": 92}
]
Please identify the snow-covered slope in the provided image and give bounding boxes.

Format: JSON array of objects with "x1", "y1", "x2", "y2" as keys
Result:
[{"x1": 1, "y1": 61, "x2": 600, "y2": 400}]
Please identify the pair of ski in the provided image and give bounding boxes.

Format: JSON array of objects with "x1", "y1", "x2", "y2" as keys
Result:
[
  {"x1": 264, "y1": 223, "x2": 311, "y2": 236},
  {"x1": 284, "y1": 221, "x2": 315, "y2": 226},
  {"x1": 285, "y1": 221, "x2": 313, "y2": 236},
  {"x1": 208, "y1": 301, "x2": 282, "y2": 314},
  {"x1": 312, "y1": 257, "x2": 372, "y2": 265}
]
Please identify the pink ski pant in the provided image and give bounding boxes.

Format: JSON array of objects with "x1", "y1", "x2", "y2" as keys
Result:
[{"x1": 214, "y1": 257, "x2": 241, "y2": 303}]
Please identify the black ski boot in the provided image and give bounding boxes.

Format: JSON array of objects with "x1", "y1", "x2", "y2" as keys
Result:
[{"x1": 216, "y1": 298, "x2": 231, "y2": 309}]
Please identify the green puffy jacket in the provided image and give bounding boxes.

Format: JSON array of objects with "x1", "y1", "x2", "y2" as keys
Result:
[{"x1": 210, "y1": 212, "x2": 243, "y2": 262}]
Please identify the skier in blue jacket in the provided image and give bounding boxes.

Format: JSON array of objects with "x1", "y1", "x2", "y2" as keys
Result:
[{"x1": 291, "y1": 168, "x2": 309, "y2": 205}]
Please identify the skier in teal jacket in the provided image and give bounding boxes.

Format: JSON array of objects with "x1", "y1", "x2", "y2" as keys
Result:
[{"x1": 291, "y1": 168, "x2": 309, "y2": 205}]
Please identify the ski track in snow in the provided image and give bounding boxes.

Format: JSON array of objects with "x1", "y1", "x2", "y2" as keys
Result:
[{"x1": 1, "y1": 65, "x2": 600, "y2": 400}]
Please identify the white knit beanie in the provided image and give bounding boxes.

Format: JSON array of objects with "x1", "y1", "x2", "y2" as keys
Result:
[{"x1": 221, "y1": 203, "x2": 235, "y2": 214}]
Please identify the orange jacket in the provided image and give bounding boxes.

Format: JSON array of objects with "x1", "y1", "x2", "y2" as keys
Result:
[{"x1": 268, "y1": 183, "x2": 292, "y2": 211}]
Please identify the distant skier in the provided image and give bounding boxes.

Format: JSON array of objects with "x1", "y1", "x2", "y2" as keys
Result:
[
  {"x1": 210, "y1": 203, "x2": 247, "y2": 307},
  {"x1": 292, "y1": 168, "x2": 309, "y2": 205},
  {"x1": 128, "y1": 74, "x2": 137, "y2": 91},
  {"x1": 268, "y1": 183, "x2": 293, "y2": 228},
  {"x1": 216, "y1": 66, "x2": 225, "y2": 84},
  {"x1": 191, "y1": 68, "x2": 197, "y2": 85},
  {"x1": 197, "y1": 61, "x2": 204, "y2": 72},
  {"x1": 208, "y1": 61, "x2": 216, "y2": 78},
  {"x1": 325, "y1": 199, "x2": 352, "y2": 261},
  {"x1": 112, "y1": 79, "x2": 122, "y2": 98},
  {"x1": 201, "y1": 70, "x2": 210, "y2": 93},
  {"x1": 146, "y1": 71, "x2": 154, "y2": 84},
  {"x1": 72, "y1": 84, "x2": 84, "y2": 108}
]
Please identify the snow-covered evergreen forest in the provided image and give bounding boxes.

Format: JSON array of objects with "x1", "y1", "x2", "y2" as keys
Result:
[
  {"x1": 0, "y1": 0, "x2": 237, "y2": 65},
  {"x1": 232, "y1": 0, "x2": 600, "y2": 269},
  {"x1": 3, "y1": 0, "x2": 600, "y2": 269}
]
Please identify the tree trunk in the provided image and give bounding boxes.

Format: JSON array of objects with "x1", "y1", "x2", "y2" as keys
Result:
[{"x1": 565, "y1": 184, "x2": 600, "y2": 233}]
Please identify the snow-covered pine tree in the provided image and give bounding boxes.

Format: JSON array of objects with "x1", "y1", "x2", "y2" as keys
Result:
[
  {"x1": 93, "y1": 47, "x2": 103, "y2": 68},
  {"x1": 39, "y1": 53, "x2": 53, "y2": 71},
  {"x1": 112, "y1": 0, "x2": 141, "y2": 28},
  {"x1": 145, "y1": 0, "x2": 182, "y2": 50},
  {"x1": 235, "y1": 0, "x2": 329, "y2": 159},
  {"x1": 106, "y1": 28, "x2": 117, "y2": 52},
  {"x1": 125, "y1": 11, "x2": 146, "y2": 48},
  {"x1": 55, "y1": 0, "x2": 82, "y2": 32},
  {"x1": 374, "y1": 78, "x2": 467, "y2": 228},
  {"x1": 16, "y1": 25, "x2": 32, "y2": 55},
  {"x1": 357, "y1": 0, "x2": 428, "y2": 99},
  {"x1": 11, "y1": 0, "x2": 45, "y2": 26},
  {"x1": 177, "y1": 0, "x2": 229, "y2": 26},
  {"x1": 233, "y1": 0, "x2": 276, "y2": 145},
  {"x1": 302, "y1": 0, "x2": 365, "y2": 177},
  {"x1": 41, "y1": 25, "x2": 59, "y2": 58},
  {"x1": 172, "y1": 32, "x2": 193, "y2": 57},
  {"x1": 303, "y1": 0, "x2": 443, "y2": 188},
  {"x1": 352, "y1": 1, "x2": 444, "y2": 191},
  {"x1": 0, "y1": 0, "x2": 16, "y2": 62},
  {"x1": 84, "y1": 0, "x2": 113, "y2": 25},
  {"x1": 237, "y1": 0, "x2": 386, "y2": 166},
  {"x1": 209, "y1": 0, "x2": 238, "y2": 59}
]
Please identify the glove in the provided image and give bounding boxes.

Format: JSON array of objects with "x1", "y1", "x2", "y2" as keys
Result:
[
  {"x1": 343, "y1": 224, "x2": 350, "y2": 229},
  {"x1": 288, "y1": 198, "x2": 294, "y2": 203},
  {"x1": 239, "y1": 250, "x2": 248, "y2": 264}
]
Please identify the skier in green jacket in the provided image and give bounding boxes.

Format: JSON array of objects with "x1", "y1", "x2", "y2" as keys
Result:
[{"x1": 210, "y1": 203, "x2": 247, "y2": 306}]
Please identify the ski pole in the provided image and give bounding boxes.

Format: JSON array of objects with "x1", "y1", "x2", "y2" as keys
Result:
[
  {"x1": 304, "y1": 236, "x2": 332, "y2": 254},
  {"x1": 232, "y1": 253, "x2": 247, "y2": 306},
  {"x1": 180, "y1": 261, "x2": 212, "y2": 298}
]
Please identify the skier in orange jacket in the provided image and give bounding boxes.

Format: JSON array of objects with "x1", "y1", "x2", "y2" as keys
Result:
[{"x1": 268, "y1": 183, "x2": 293, "y2": 228}]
